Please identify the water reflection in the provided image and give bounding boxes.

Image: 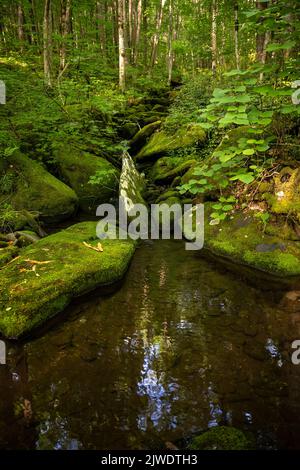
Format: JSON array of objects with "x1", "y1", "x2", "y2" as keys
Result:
[{"x1": 0, "y1": 240, "x2": 300, "y2": 449}]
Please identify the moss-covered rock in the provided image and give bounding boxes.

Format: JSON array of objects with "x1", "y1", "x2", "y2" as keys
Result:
[
  {"x1": 0, "y1": 246, "x2": 18, "y2": 268},
  {"x1": 136, "y1": 123, "x2": 206, "y2": 161},
  {"x1": 0, "y1": 152, "x2": 78, "y2": 224},
  {"x1": 149, "y1": 156, "x2": 197, "y2": 184},
  {"x1": 268, "y1": 167, "x2": 300, "y2": 221},
  {"x1": 188, "y1": 426, "x2": 255, "y2": 450},
  {"x1": 129, "y1": 121, "x2": 162, "y2": 154},
  {"x1": 0, "y1": 222, "x2": 136, "y2": 338},
  {"x1": 204, "y1": 206, "x2": 300, "y2": 279},
  {"x1": 53, "y1": 144, "x2": 119, "y2": 213},
  {"x1": 156, "y1": 190, "x2": 180, "y2": 203}
]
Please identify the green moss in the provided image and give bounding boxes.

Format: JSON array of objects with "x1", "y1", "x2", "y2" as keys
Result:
[
  {"x1": 0, "y1": 152, "x2": 78, "y2": 224},
  {"x1": 204, "y1": 206, "x2": 300, "y2": 278},
  {"x1": 0, "y1": 246, "x2": 19, "y2": 268},
  {"x1": 270, "y1": 168, "x2": 300, "y2": 221},
  {"x1": 149, "y1": 156, "x2": 196, "y2": 184},
  {"x1": 188, "y1": 426, "x2": 255, "y2": 450},
  {"x1": 53, "y1": 144, "x2": 119, "y2": 213},
  {"x1": 0, "y1": 222, "x2": 136, "y2": 338},
  {"x1": 129, "y1": 120, "x2": 161, "y2": 153},
  {"x1": 156, "y1": 190, "x2": 180, "y2": 203},
  {"x1": 136, "y1": 123, "x2": 206, "y2": 161}
]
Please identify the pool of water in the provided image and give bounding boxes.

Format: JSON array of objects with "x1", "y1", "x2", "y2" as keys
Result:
[{"x1": 1, "y1": 240, "x2": 300, "y2": 450}]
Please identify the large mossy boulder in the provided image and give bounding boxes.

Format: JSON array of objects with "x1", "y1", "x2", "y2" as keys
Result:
[
  {"x1": 129, "y1": 120, "x2": 161, "y2": 154},
  {"x1": 0, "y1": 152, "x2": 78, "y2": 224},
  {"x1": 188, "y1": 426, "x2": 254, "y2": 450},
  {"x1": 136, "y1": 123, "x2": 206, "y2": 161},
  {"x1": 267, "y1": 167, "x2": 300, "y2": 221},
  {"x1": 204, "y1": 205, "x2": 300, "y2": 280},
  {"x1": 0, "y1": 222, "x2": 136, "y2": 338},
  {"x1": 149, "y1": 156, "x2": 197, "y2": 184},
  {"x1": 53, "y1": 145, "x2": 119, "y2": 213}
]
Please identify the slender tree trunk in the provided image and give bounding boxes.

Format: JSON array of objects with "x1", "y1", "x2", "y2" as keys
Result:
[
  {"x1": 150, "y1": 0, "x2": 166, "y2": 69},
  {"x1": 128, "y1": 0, "x2": 133, "y2": 50},
  {"x1": 43, "y1": 0, "x2": 52, "y2": 87},
  {"x1": 143, "y1": 0, "x2": 148, "y2": 66},
  {"x1": 96, "y1": 1, "x2": 106, "y2": 53},
  {"x1": 234, "y1": 2, "x2": 240, "y2": 70},
  {"x1": 59, "y1": 0, "x2": 72, "y2": 72},
  {"x1": 256, "y1": 1, "x2": 268, "y2": 62},
  {"x1": 133, "y1": 0, "x2": 142, "y2": 64},
  {"x1": 17, "y1": 2, "x2": 25, "y2": 50},
  {"x1": 118, "y1": 0, "x2": 126, "y2": 92},
  {"x1": 211, "y1": 0, "x2": 217, "y2": 76},
  {"x1": 167, "y1": 0, "x2": 174, "y2": 85}
]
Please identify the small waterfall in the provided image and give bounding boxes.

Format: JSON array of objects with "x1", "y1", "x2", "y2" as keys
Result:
[{"x1": 119, "y1": 151, "x2": 146, "y2": 214}]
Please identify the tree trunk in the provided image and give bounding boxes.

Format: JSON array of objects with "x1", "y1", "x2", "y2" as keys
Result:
[
  {"x1": 167, "y1": 0, "x2": 174, "y2": 85},
  {"x1": 96, "y1": 1, "x2": 106, "y2": 54},
  {"x1": 43, "y1": 0, "x2": 52, "y2": 87},
  {"x1": 256, "y1": 1, "x2": 268, "y2": 63},
  {"x1": 133, "y1": 0, "x2": 142, "y2": 64},
  {"x1": 211, "y1": 0, "x2": 217, "y2": 76},
  {"x1": 17, "y1": 2, "x2": 25, "y2": 49},
  {"x1": 234, "y1": 2, "x2": 240, "y2": 70},
  {"x1": 118, "y1": 0, "x2": 126, "y2": 92},
  {"x1": 150, "y1": 0, "x2": 166, "y2": 69},
  {"x1": 59, "y1": 0, "x2": 72, "y2": 72}
]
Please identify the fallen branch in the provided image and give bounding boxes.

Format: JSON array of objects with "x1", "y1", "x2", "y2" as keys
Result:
[{"x1": 82, "y1": 241, "x2": 104, "y2": 253}]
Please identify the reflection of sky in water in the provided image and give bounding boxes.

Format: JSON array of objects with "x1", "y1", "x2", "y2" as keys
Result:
[
  {"x1": 176, "y1": 319, "x2": 193, "y2": 330},
  {"x1": 207, "y1": 385, "x2": 223, "y2": 428},
  {"x1": 37, "y1": 417, "x2": 81, "y2": 450},
  {"x1": 137, "y1": 343, "x2": 178, "y2": 431},
  {"x1": 265, "y1": 338, "x2": 283, "y2": 367}
]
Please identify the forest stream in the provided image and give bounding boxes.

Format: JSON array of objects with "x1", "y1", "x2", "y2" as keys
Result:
[{"x1": 1, "y1": 239, "x2": 300, "y2": 450}]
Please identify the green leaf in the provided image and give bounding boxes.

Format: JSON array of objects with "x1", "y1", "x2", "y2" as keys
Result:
[
  {"x1": 243, "y1": 148, "x2": 255, "y2": 156},
  {"x1": 222, "y1": 204, "x2": 234, "y2": 212},
  {"x1": 237, "y1": 173, "x2": 255, "y2": 184}
]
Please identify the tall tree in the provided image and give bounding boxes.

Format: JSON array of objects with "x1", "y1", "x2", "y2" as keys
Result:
[
  {"x1": 59, "y1": 0, "x2": 72, "y2": 72},
  {"x1": 234, "y1": 2, "x2": 240, "y2": 70},
  {"x1": 167, "y1": 0, "x2": 174, "y2": 85},
  {"x1": 211, "y1": 0, "x2": 217, "y2": 75},
  {"x1": 150, "y1": 0, "x2": 166, "y2": 69},
  {"x1": 43, "y1": 0, "x2": 53, "y2": 87},
  {"x1": 133, "y1": 0, "x2": 143, "y2": 64},
  {"x1": 17, "y1": 2, "x2": 25, "y2": 49},
  {"x1": 118, "y1": 0, "x2": 126, "y2": 92}
]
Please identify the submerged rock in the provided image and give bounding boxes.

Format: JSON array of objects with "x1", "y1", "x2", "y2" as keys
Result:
[
  {"x1": 0, "y1": 222, "x2": 136, "y2": 339},
  {"x1": 188, "y1": 426, "x2": 255, "y2": 450},
  {"x1": 0, "y1": 152, "x2": 78, "y2": 224},
  {"x1": 136, "y1": 123, "x2": 206, "y2": 161},
  {"x1": 53, "y1": 145, "x2": 119, "y2": 213}
]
